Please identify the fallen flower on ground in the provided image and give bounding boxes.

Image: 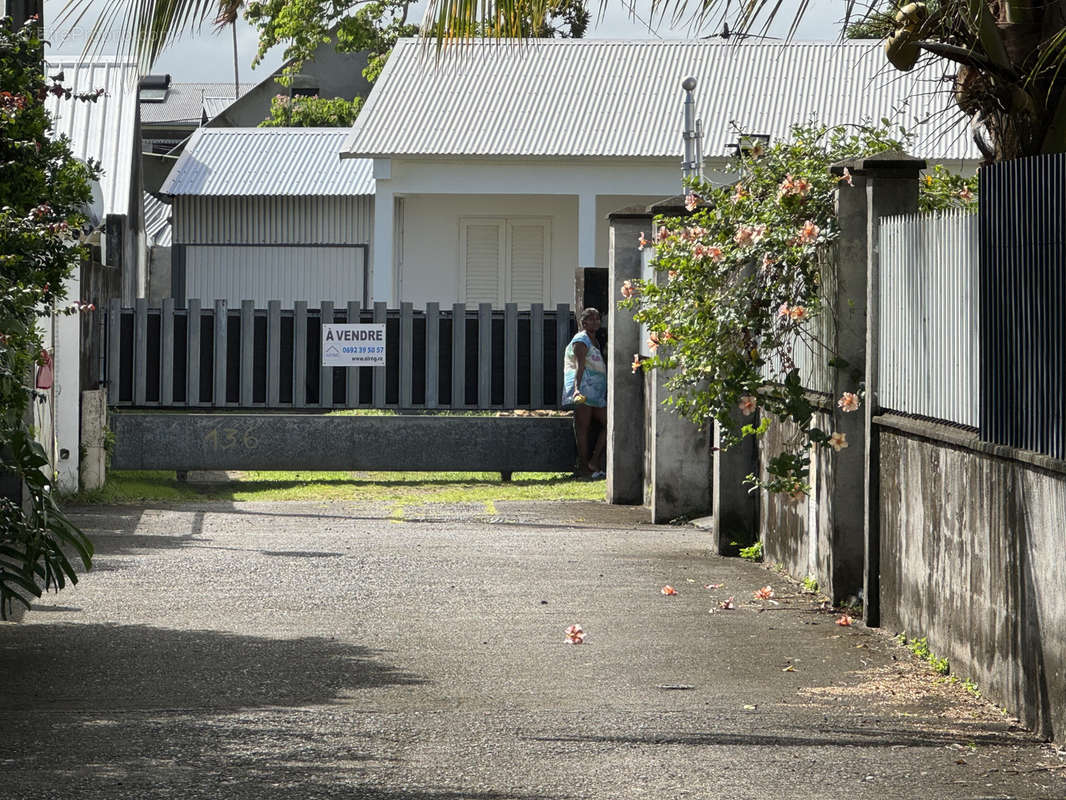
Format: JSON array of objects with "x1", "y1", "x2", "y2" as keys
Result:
[
  {"x1": 704, "y1": 583, "x2": 724, "y2": 589},
  {"x1": 661, "y1": 585, "x2": 678, "y2": 596},
  {"x1": 836, "y1": 614, "x2": 854, "y2": 627},
  {"x1": 719, "y1": 596, "x2": 736, "y2": 610},
  {"x1": 754, "y1": 585, "x2": 775, "y2": 600},
  {"x1": 564, "y1": 624, "x2": 586, "y2": 644}
]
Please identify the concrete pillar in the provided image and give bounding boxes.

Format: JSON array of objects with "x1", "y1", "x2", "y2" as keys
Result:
[
  {"x1": 640, "y1": 197, "x2": 713, "y2": 523},
  {"x1": 606, "y1": 210, "x2": 650, "y2": 504},
  {"x1": 712, "y1": 414, "x2": 758, "y2": 553},
  {"x1": 578, "y1": 193, "x2": 598, "y2": 267},
  {"x1": 371, "y1": 159, "x2": 394, "y2": 304},
  {"x1": 52, "y1": 274, "x2": 82, "y2": 493},
  {"x1": 80, "y1": 388, "x2": 108, "y2": 491},
  {"x1": 650, "y1": 368, "x2": 711, "y2": 523},
  {"x1": 819, "y1": 169, "x2": 869, "y2": 603},
  {"x1": 832, "y1": 152, "x2": 925, "y2": 625}
]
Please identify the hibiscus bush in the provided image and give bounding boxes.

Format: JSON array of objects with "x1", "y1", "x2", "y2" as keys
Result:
[
  {"x1": 621, "y1": 121, "x2": 975, "y2": 496},
  {"x1": 0, "y1": 17, "x2": 96, "y2": 617}
]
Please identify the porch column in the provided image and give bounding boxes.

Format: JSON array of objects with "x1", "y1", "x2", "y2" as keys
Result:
[
  {"x1": 578, "y1": 192, "x2": 597, "y2": 267},
  {"x1": 371, "y1": 159, "x2": 395, "y2": 304}
]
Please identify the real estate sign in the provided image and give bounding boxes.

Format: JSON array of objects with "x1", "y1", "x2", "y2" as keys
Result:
[{"x1": 322, "y1": 324, "x2": 387, "y2": 367}]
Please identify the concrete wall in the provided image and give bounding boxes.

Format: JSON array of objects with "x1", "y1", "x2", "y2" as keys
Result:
[
  {"x1": 398, "y1": 194, "x2": 579, "y2": 307},
  {"x1": 210, "y1": 46, "x2": 372, "y2": 128},
  {"x1": 759, "y1": 409, "x2": 840, "y2": 595},
  {"x1": 878, "y1": 415, "x2": 1066, "y2": 741}
]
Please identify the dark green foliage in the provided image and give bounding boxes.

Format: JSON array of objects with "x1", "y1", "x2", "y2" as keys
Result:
[{"x1": 0, "y1": 17, "x2": 96, "y2": 617}]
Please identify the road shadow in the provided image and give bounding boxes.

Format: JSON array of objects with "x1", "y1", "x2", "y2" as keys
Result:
[{"x1": 0, "y1": 623, "x2": 425, "y2": 713}]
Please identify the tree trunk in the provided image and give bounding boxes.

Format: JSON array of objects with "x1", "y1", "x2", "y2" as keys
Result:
[{"x1": 231, "y1": 23, "x2": 240, "y2": 100}]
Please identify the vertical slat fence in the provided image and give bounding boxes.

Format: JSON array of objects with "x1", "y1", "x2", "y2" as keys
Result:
[
  {"x1": 879, "y1": 211, "x2": 979, "y2": 428},
  {"x1": 105, "y1": 302, "x2": 574, "y2": 412}
]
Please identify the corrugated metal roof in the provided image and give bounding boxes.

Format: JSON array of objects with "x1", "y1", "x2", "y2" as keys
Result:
[
  {"x1": 45, "y1": 57, "x2": 140, "y2": 216},
  {"x1": 343, "y1": 39, "x2": 976, "y2": 161},
  {"x1": 160, "y1": 128, "x2": 374, "y2": 196},
  {"x1": 140, "y1": 82, "x2": 254, "y2": 125},
  {"x1": 143, "y1": 192, "x2": 172, "y2": 247}
]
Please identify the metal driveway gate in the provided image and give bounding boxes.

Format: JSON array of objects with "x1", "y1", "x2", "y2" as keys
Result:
[{"x1": 104, "y1": 300, "x2": 579, "y2": 473}]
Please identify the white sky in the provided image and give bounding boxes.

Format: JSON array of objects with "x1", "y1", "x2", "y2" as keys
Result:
[{"x1": 44, "y1": 0, "x2": 847, "y2": 83}]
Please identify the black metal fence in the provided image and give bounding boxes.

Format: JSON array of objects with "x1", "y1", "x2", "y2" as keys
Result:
[
  {"x1": 980, "y1": 154, "x2": 1066, "y2": 460},
  {"x1": 105, "y1": 299, "x2": 575, "y2": 411}
]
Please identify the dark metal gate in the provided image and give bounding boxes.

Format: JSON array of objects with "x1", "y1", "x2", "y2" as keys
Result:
[
  {"x1": 104, "y1": 299, "x2": 580, "y2": 473},
  {"x1": 980, "y1": 155, "x2": 1066, "y2": 460}
]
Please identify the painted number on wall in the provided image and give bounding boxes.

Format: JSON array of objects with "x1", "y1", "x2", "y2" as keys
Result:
[{"x1": 203, "y1": 427, "x2": 259, "y2": 451}]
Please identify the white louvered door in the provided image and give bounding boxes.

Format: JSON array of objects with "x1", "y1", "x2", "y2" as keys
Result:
[
  {"x1": 460, "y1": 217, "x2": 550, "y2": 307},
  {"x1": 461, "y1": 220, "x2": 504, "y2": 304},
  {"x1": 507, "y1": 222, "x2": 549, "y2": 305}
]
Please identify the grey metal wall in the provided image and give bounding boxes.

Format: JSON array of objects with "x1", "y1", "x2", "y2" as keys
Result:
[
  {"x1": 182, "y1": 245, "x2": 366, "y2": 308},
  {"x1": 879, "y1": 211, "x2": 979, "y2": 427},
  {"x1": 172, "y1": 196, "x2": 373, "y2": 245},
  {"x1": 980, "y1": 155, "x2": 1066, "y2": 460}
]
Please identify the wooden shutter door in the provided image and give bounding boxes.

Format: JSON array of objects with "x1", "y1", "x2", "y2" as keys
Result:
[{"x1": 461, "y1": 220, "x2": 504, "y2": 304}]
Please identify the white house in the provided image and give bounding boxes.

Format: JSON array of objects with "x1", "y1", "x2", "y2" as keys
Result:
[
  {"x1": 159, "y1": 127, "x2": 374, "y2": 307},
  {"x1": 341, "y1": 38, "x2": 978, "y2": 308}
]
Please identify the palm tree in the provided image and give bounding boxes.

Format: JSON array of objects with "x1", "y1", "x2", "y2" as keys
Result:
[
  {"x1": 59, "y1": 0, "x2": 1066, "y2": 161},
  {"x1": 214, "y1": 0, "x2": 244, "y2": 101}
]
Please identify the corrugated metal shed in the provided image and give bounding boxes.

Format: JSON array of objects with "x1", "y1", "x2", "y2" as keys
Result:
[
  {"x1": 161, "y1": 128, "x2": 374, "y2": 196},
  {"x1": 342, "y1": 39, "x2": 976, "y2": 161},
  {"x1": 45, "y1": 57, "x2": 140, "y2": 216}
]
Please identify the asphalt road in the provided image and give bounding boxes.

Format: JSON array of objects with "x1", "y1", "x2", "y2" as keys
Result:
[{"x1": 1, "y1": 499, "x2": 1063, "y2": 799}]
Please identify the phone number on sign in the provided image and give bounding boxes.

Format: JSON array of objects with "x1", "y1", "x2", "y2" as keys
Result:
[{"x1": 342, "y1": 346, "x2": 384, "y2": 354}]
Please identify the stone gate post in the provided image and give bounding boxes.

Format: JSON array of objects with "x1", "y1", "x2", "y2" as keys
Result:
[{"x1": 830, "y1": 152, "x2": 925, "y2": 625}]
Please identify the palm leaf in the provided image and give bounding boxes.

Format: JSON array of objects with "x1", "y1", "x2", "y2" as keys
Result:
[{"x1": 57, "y1": 0, "x2": 224, "y2": 70}]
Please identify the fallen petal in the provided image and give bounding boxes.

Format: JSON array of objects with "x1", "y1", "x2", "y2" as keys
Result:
[
  {"x1": 661, "y1": 585, "x2": 678, "y2": 596},
  {"x1": 836, "y1": 614, "x2": 854, "y2": 626}
]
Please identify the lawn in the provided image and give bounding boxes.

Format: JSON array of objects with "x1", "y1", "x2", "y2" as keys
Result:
[{"x1": 73, "y1": 469, "x2": 606, "y2": 505}]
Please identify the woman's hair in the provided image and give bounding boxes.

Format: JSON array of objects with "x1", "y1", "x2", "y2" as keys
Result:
[{"x1": 580, "y1": 307, "x2": 600, "y2": 324}]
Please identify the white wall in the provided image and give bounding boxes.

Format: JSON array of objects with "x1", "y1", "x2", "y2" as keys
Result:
[
  {"x1": 399, "y1": 194, "x2": 578, "y2": 307},
  {"x1": 377, "y1": 159, "x2": 686, "y2": 306}
]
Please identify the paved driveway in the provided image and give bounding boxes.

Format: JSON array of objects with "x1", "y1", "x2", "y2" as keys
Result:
[{"x1": 1, "y1": 500, "x2": 1063, "y2": 799}]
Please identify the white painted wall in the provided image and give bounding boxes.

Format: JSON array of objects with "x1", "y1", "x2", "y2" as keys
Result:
[
  {"x1": 399, "y1": 194, "x2": 578, "y2": 307},
  {"x1": 376, "y1": 158, "x2": 688, "y2": 306}
]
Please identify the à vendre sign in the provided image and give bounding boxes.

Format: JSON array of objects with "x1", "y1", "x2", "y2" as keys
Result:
[{"x1": 321, "y1": 324, "x2": 387, "y2": 367}]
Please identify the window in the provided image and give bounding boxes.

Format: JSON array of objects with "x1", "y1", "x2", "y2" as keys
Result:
[{"x1": 460, "y1": 218, "x2": 550, "y2": 306}]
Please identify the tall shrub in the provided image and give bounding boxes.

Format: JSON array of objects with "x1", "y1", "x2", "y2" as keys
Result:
[
  {"x1": 0, "y1": 17, "x2": 96, "y2": 617},
  {"x1": 622, "y1": 121, "x2": 976, "y2": 497}
]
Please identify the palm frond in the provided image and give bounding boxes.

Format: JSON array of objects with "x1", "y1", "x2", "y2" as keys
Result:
[{"x1": 57, "y1": 0, "x2": 223, "y2": 70}]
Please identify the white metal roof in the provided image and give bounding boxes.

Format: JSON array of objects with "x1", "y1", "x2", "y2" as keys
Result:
[
  {"x1": 342, "y1": 39, "x2": 976, "y2": 161},
  {"x1": 160, "y1": 128, "x2": 375, "y2": 196},
  {"x1": 45, "y1": 57, "x2": 140, "y2": 217},
  {"x1": 143, "y1": 193, "x2": 172, "y2": 247},
  {"x1": 140, "y1": 82, "x2": 254, "y2": 125}
]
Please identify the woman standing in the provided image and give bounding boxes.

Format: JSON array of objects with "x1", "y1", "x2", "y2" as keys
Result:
[{"x1": 562, "y1": 307, "x2": 607, "y2": 479}]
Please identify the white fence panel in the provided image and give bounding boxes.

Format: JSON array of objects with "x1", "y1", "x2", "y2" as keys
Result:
[{"x1": 880, "y1": 211, "x2": 979, "y2": 427}]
